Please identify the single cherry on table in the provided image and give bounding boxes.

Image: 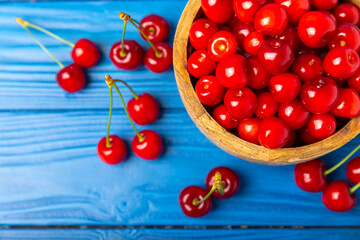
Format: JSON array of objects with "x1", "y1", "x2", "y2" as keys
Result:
[
  {"x1": 205, "y1": 166, "x2": 240, "y2": 199},
  {"x1": 56, "y1": 63, "x2": 86, "y2": 93},
  {"x1": 97, "y1": 135, "x2": 127, "y2": 165},
  {"x1": 322, "y1": 180, "x2": 358, "y2": 212},
  {"x1": 139, "y1": 14, "x2": 170, "y2": 43},
  {"x1": 110, "y1": 40, "x2": 144, "y2": 70},
  {"x1": 178, "y1": 185, "x2": 213, "y2": 218},
  {"x1": 347, "y1": 157, "x2": 360, "y2": 184}
]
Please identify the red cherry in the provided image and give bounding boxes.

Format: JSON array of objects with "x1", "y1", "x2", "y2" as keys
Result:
[
  {"x1": 331, "y1": 88, "x2": 360, "y2": 118},
  {"x1": 300, "y1": 76, "x2": 339, "y2": 114},
  {"x1": 247, "y1": 56, "x2": 271, "y2": 89},
  {"x1": 294, "y1": 159, "x2": 328, "y2": 192},
  {"x1": 208, "y1": 31, "x2": 238, "y2": 62},
  {"x1": 144, "y1": 42, "x2": 173, "y2": 73},
  {"x1": 257, "y1": 39, "x2": 294, "y2": 75},
  {"x1": 218, "y1": 25, "x2": 232, "y2": 32},
  {"x1": 292, "y1": 53, "x2": 324, "y2": 82},
  {"x1": 232, "y1": 22, "x2": 254, "y2": 49},
  {"x1": 212, "y1": 104, "x2": 239, "y2": 129},
  {"x1": 298, "y1": 127, "x2": 320, "y2": 145},
  {"x1": 195, "y1": 76, "x2": 225, "y2": 106},
  {"x1": 269, "y1": 73, "x2": 301, "y2": 103},
  {"x1": 297, "y1": 11, "x2": 336, "y2": 48},
  {"x1": 238, "y1": 117, "x2": 261, "y2": 145},
  {"x1": 127, "y1": 93, "x2": 159, "y2": 126},
  {"x1": 348, "y1": 68, "x2": 360, "y2": 93},
  {"x1": 110, "y1": 40, "x2": 144, "y2": 70},
  {"x1": 179, "y1": 185, "x2": 212, "y2": 217},
  {"x1": 295, "y1": 43, "x2": 321, "y2": 57},
  {"x1": 255, "y1": 92, "x2": 278, "y2": 119},
  {"x1": 254, "y1": 3, "x2": 288, "y2": 35},
  {"x1": 346, "y1": 157, "x2": 360, "y2": 184},
  {"x1": 201, "y1": 0, "x2": 234, "y2": 23},
  {"x1": 205, "y1": 166, "x2": 240, "y2": 199},
  {"x1": 329, "y1": 23, "x2": 360, "y2": 52},
  {"x1": 187, "y1": 50, "x2": 216, "y2": 78},
  {"x1": 131, "y1": 130, "x2": 163, "y2": 160},
  {"x1": 215, "y1": 54, "x2": 249, "y2": 89},
  {"x1": 323, "y1": 47, "x2": 360, "y2": 79},
  {"x1": 233, "y1": 0, "x2": 261, "y2": 25},
  {"x1": 97, "y1": 135, "x2": 127, "y2": 165},
  {"x1": 311, "y1": 0, "x2": 338, "y2": 10},
  {"x1": 224, "y1": 87, "x2": 257, "y2": 119},
  {"x1": 226, "y1": 14, "x2": 240, "y2": 29},
  {"x1": 139, "y1": 14, "x2": 170, "y2": 43},
  {"x1": 258, "y1": 116, "x2": 290, "y2": 149},
  {"x1": 307, "y1": 113, "x2": 336, "y2": 139},
  {"x1": 71, "y1": 39, "x2": 100, "y2": 68},
  {"x1": 189, "y1": 18, "x2": 219, "y2": 50},
  {"x1": 244, "y1": 31, "x2": 265, "y2": 56},
  {"x1": 278, "y1": 98, "x2": 311, "y2": 130},
  {"x1": 322, "y1": 180, "x2": 356, "y2": 212},
  {"x1": 333, "y1": 3, "x2": 360, "y2": 26},
  {"x1": 326, "y1": 73, "x2": 348, "y2": 88},
  {"x1": 274, "y1": 0, "x2": 310, "y2": 24},
  {"x1": 271, "y1": 25, "x2": 300, "y2": 53},
  {"x1": 283, "y1": 130, "x2": 296, "y2": 148},
  {"x1": 56, "y1": 63, "x2": 86, "y2": 93}
]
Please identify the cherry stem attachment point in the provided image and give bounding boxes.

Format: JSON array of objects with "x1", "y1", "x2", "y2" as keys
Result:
[
  {"x1": 105, "y1": 85, "x2": 113, "y2": 148},
  {"x1": 350, "y1": 182, "x2": 360, "y2": 194},
  {"x1": 324, "y1": 143, "x2": 360, "y2": 176},
  {"x1": 193, "y1": 171, "x2": 224, "y2": 206},
  {"x1": 113, "y1": 79, "x2": 139, "y2": 100}
]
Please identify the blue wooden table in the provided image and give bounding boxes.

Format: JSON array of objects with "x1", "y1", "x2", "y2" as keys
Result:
[{"x1": 1, "y1": 0, "x2": 360, "y2": 239}]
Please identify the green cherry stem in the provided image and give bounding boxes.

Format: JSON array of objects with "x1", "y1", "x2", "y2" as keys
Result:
[
  {"x1": 193, "y1": 171, "x2": 224, "y2": 206},
  {"x1": 130, "y1": 18, "x2": 153, "y2": 34},
  {"x1": 350, "y1": 182, "x2": 360, "y2": 194},
  {"x1": 120, "y1": 20, "x2": 128, "y2": 57},
  {"x1": 113, "y1": 79, "x2": 139, "y2": 100},
  {"x1": 105, "y1": 85, "x2": 114, "y2": 148}
]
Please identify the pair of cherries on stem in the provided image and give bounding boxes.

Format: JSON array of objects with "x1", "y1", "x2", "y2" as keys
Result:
[
  {"x1": 179, "y1": 166, "x2": 240, "y2": 217},
  {"x1": 294, "y1": 143, "x2": 360, "y2": 212},
  {"x1": 110, "y1": 12, "x2": 172, "y2": 73},
  {"x1": 16, "y1": 17, "x2": 100, "y2": 93},
  {"x1": 97, "y1": 75, "x2": 162, "y2": 164}
]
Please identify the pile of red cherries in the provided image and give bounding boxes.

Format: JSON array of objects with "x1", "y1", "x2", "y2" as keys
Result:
[{"x1": 188, "y1": 0, "x2": 360, "y2": 149}]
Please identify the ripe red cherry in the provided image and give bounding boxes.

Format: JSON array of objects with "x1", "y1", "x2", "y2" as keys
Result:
[
  {"x1": 322, "y1": 180, "x2": 356, "y2": 212},
  {"x1": 205, "y1": 166, "x2": 240, "y2": 199},
  {"x1": 269, "y1": 73, "x2": 301, "y2": 103},
  {"x1": 255, "y1": 92, "x2": 278, "y2": 119},
  {"x1": 323, "y1": 47, "x2": 360, "y2": 79},
  {"x1": 178, "y1": 185, "x2": 212, "y2": 217},
  {"x1": 233, "y1": 0, "x2": 261, "y2": 25},
  {"x1": 201, "y1": 0, "x2": 234, "y2": 24},
  {"x1": 278, "y1": 99, "x2": 310, "y2": 130},
  {"x1": 213, "y1": 104, "x2": 239, "y2": 129},
  {"x1": 127, "y1": 93, "x2": 159, "y2": 126},
  {"x1": 71, "y1": 39, "x2": 100, "y2": 68},
  {"x1": 329, "y1": 23, "x2": 360, "y2": 52},
  {"x1": 300, "y1": 76, "x2": 339, "y2": 114},
  {"x1": 298, "y1": 126, "x2": 320, "y2": 145},
  {"x1": 139, "y1": 14, "x2": 170, "y2": 43},
  {"x1": 272, "y1": 25, "x2": 300, "y2": 53},
  {"x1": 56, "y1": 63, "x2": 86, "y2": 93},
  {"x1": 195, "y1": 76, "x2": 225, "y2": 106},
  {"x1": 283, "y1": 130, "x2": 296, "y2": 148},
  {"x1": 311, "y1": 0, "x2": 338, "y2": 10},
  {"x1": 187, "y1": 50, "x2": 216, "y2": 78},
  {"x1": 347, "y1": 157, "x2": 360, "y2": 184},
  {"x1": 297, "y1": 11, "x2": 336, "y2": 48},
  {"x1": 254, "y1": 3, "x2": 288, "y2": 35},
  {"x1": 208, "y1": 31, "x2": 238, "y2": 62},
  {"x1": 97, "y1": 135, "x2": 127, "y2": 165},
  {"x1": 144, "y1": 43, "x2": 173, "y2": 73},
  {"x1": 244, "y1": 31, "x2": 265, "y2": 56},
  {"x1": 110, "y1": 40, "x2": 144, "y2": 70},
  {"x1": 224, "y1": 88, "x2": 257, "y2": 119},
  {"x1": 247, "y1": 56, "x2": 271, "y2": 89},
  {"x1": 294, "y1": 159, "x2": 328, "y2": 192},
  {"x1": 348, "y1": 68, "x2": 360, "y2": 93},
  {"x1": 331, "y1": 88, "x2": 360, "y2": 119},
  {"x1": 215, "y1": 54, "x2": 249, "y2": 89},
  {"x1": 274, "y1": 0, "x2": 310, "y2": 24},
  {"x1": 307, "y1": 113, "x2": 336, "y2": 139},
  {"x1": 333, "y1": 3, "x2": 360, "y2": 26},
  {"x1": 131, "y1": 130, "x2": 163, "y2": 160},
  {"x1": 189, "y1": 18, "x2": 219, "y2": 50},
  {"x1": 238, "y1": 117, "x2": 261, "y2": 145},
  {"x1": 292, "y1": 53, "x2": 324, "y2": 82},
  {"x1": 232, "y1": 22, "x2": 254, "y2": 49},
  {"x1": 258, "y1": 116, "x2": 290, "y2": 149},
  {"x1": 257, "y1": 39, "x2": 294, "y2": 75}
]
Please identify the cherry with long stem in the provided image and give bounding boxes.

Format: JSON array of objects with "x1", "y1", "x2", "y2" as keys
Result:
[{"x1": 193, "y1": 171, "x2": 224, "y2": 205}]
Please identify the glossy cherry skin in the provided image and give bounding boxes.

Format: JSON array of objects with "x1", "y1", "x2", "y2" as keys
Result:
[
  {"x1": 131, "y1": 130, "x2": 163, "y2": 160},
  {"x1": 139, "y1": 14, "x2": 170, "y2": 43},
  {"x1": 224, "y1": 87, "x2": 257, "y2": 120},
  {"x1": 331, "y1": 88, "x2": 360, "y2": 119},
  {"x1": 187, "y1": 50, "x2": 216, "y2": 78},
  {"x1": 178, "y1": 185, "x2": 212, "y2": 218},
  {"x1": 292, "y1": 53, "x2": 324, "y2": 82},
  {"x1": 298, "y1": 127, "x2": 320, "y2": 145},
  {"x1": 300, "y1": 76, "x2": 339, "y2": 114},
  {"x1": 324, "y1": 47, "x2": 360, "y2": 80},
  {"x1": 257, "y1": 39, "x2": 294, "y2": 75},
  {"x1": 247, "y1": 56, "x2": 271, "y2": 89},
  {"x1": 269, "y1": 73, "x2": 301, "y2": 103},
  {"x1": 329, "y1": 23, "x2": 360, "y2": 52},
  {"x1": 333, "y1": 3, "x2": 360, "y2": 26},
  {"x1": 205, "y1": 166, "x2": 240, "y2": 199},
  {"x1": 195, "y1": 76, "x2": 225, "y2": 106},
  {"x1": 272, "y1": 25, "x2": 300, "y2": 53},
  {"x1": 215, "y1": 54, "x2": 249, "y2": 89},
  {"x1": 144, "y1": 43, "x2": 173, "y2": 73},
  {"x1": 274, "y1": 0, "x2": 310, "y2": 24},
  {"x1": 258, "y1": 116, "x2": 290, "y2": 149},
  {"x1": 232, "y1": 22, "x2": 254, "y2": 49},
  {"x1": 298, "y1": 11, "x2": 336, "y2": 48},
  {"x1": 307, "y1": 113, "x2": 336, "y2": 139},
  {"x1": 244, "y1": 31, "x2": 265, "y2": 56},
  {"x1": 233, "y1": 0, "x2": 261, "y2": 25},
  {"x1": 208, "y1": 31, "x2": 238, "y2": 62},
  {"x1": 348, "y1": 68, "x2": 360, "y2": 93},
  {"x1": 201, "y1": 0, "x2": 234, "y2": 24},
  {"x1": 311, "y1": 0, "x2": 338, "y2": 10},
  {"x1": 110, "y1": 40, "x2": 144, "y2": 70},
  {"x1": 127, "y1": 93, "x2": 159, "y2": 126},
  {"x1": 283, "y1": 130, "x2": 296, "y2": 148},
  {"x1": 189, "y1": 18, "x2": 219, "y2": 50},
  {"x1": 321, "y1": 180, "x2": 356, "y2": 212},
  {"x1": 346, "y1": 157, "x2": 360, "y2": 184},
  {"x1": 97, "y1": 135, "x2": 127, "y2": 165},
  {"x1": 294, "y1": 159, "x2": 327, "y2": 192},
  {"x1": 255, "y1": 92, "x2": 278, "y2": 119},
  {"x1": 212, "y1": 104, "x2": 239, "y2": 129},
  {"x1": 254, "y1": 3, "x2": 288, "y2": 35},
  {"x1": 71, "y1": 39, "x2": 100, "y2": 68},
  {"x1": 56, "y1": 63, "x2": 86, "y2": 93},
  {"x1": 278, "y1": 98, "x2": 310, "y2": 130},
  {"x1": 238, "y1": 117, "x2": 261, "y2": 145}
]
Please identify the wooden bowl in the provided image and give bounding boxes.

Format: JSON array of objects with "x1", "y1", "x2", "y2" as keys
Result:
[{"x1": 173, "y1": 0, "x2": 360, "y2": 165}]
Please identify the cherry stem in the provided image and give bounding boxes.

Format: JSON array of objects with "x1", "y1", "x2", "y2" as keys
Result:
[
  {"x1": 130, "y1": 18, "x2": 153, "y2": 34},
  {"x1": 16, "y1": 17, "x2": 75, "y2": 48},
  {"x1": 16, "y1": 18, "x2": 64, "y2": 69},
  {"x1": 324, "y1": 143, "x2": 360, "y2": 176},
  {"x1": 105, "y1": 85, "x2": 113, "y2": 148},
  {"x1": 113, "y1": 79, "x2": 139, "y2": 100},
  {"x1": 193, "y1": 171, "x2": 224, "y2": 206},
  {"x1": 120, "y1": 20, "x2": 128, "y2": 57},
  {"x1": 350, "y1": 182, "x2": 360, "y2": 194}
]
